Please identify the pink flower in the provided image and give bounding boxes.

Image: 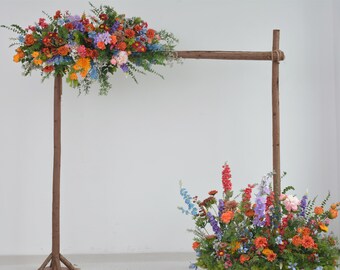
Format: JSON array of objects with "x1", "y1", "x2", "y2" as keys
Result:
[
  {"x1": 38, "y1": 18, "x2": 48, "y2": 28},
  {"x1": 279, "y1": 194, "x2": 287, "y2": 200},
  {"x1": 77, "y1": 45, "x2": 87, "y2": 58},
  {"x1": 115, "y1": 51, "x2": 128, "y2": 66},
  {"x1": 283, "y1": 195, "x2": 300, "y2": 212},
  {"x1": 110, "y1": 57, "x2": 117, "y2": 65}
]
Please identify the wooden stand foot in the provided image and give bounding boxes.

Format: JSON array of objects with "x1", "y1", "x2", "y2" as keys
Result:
[{"x1": 38, "y1": 254, "x2": 79, "y2": 270}]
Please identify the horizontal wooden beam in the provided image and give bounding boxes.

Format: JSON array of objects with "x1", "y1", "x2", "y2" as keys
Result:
[{"x1": 175, "y1": 50, "x2": 285, "y2": 61}]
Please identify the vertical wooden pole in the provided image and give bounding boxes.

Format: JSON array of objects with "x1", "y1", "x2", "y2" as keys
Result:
[
  {"x1": 52, "y1": 74, "x2": 62, "y2": 270},
  {"x1": 272, "y1": 30, "x2": 281, "y2": 201}
]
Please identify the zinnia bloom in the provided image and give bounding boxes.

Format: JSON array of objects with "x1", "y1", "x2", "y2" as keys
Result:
[
  {"x1": 254, "y1": 237, "x2": 268, "y2": 249},
  {"x1": 239, "y1": 254, "x2": 250, "y2": 264},
  {"x1": 301, "y1": 235, "x2": 315, "y2": 248},
  {"x1": 117, "y1": 42, "x2": 127, "y2": 51},
  {"x1": 221, "y1": 211, "x2": 234, "y2": 224},
  {"x1": 292, "y1": 235, "x2": 302, "y2": 247},
  {"x1": 97, "y1": 41, "x2": 106, "y2": 50},
  {"x1": 266, "y1": 252, "x2": 277, "y2": 262}
]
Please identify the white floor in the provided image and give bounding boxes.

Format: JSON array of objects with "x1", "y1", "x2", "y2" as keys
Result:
[{"x1": 0, "y1": 253, "x2": 195, "y2": 270}]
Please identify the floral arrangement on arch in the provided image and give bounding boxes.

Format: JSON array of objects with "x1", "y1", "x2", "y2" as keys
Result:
[
  {"x1": 1, "y1": 3, "x2": 177, "y2": 95},
  {"x1": 179, "y1": 164, "x2": 340, "y2": 270}
]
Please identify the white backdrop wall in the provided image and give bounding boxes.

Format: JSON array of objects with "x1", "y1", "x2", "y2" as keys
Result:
[{"x1": 0, "y1": 0, "x2": 339, "y2": 255}]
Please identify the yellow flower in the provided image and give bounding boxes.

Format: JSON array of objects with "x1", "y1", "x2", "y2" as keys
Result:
[
  {"x1": 31, "y1": 51, "x2": 40, "y2": 58},
  {"x1": 319, "y1": 223, "x2": 328, "y2": 232},
  {"x1": 33, "y1": 59, "x2": 43, "y2": 65},
  {"x1": 69, "y1": 73, "x2": 78, "y2": 81},
  {"x1": 230, "y1": 241, "x2": 241, "y2": 253},
  {"x1": 73, "y1": 57, "x2": 91, "y2": 72},
  {"x1": 262, "y1": 248, "x2": 274, "y2": 256}
]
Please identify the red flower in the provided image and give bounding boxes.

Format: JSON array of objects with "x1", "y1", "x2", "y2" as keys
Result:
[
  {"x1": 267, "y1": 252, "x2": 277, "y2": 262},
  {"x1": 134, "y1": 25, "x2": 142, "y2": 32},
  {"x1": 192, "y1": 241, "x2": 200, "y2": 250},
  {"x1": 99, "y1": 13, "x2": 108, "y2": 20},
  {"x1": 42, "y1": 66, "x2": 54, "y2": 73},
  {"x1": 146, "y1": 29, "x2": 155, "y2": 39},
  {"x1": 239, "y1": 254, "x2": 250, "y2": 264},
  {"x1": 64, "y1": 23, "x2": 74, "y2": 30},
  {"x1": 42, "y1": 37, "x2": 52, "y2": 47},
  {"x1": 302, "y1": 235, "x2": 315, "y2": 249},
  {"x1": 125, "y1": 29, "x2": 135, "y2": 38},
  {"x1": 208, "y1": 190, "x2": 218, "y2": 196},
  {"x1": 38, "y1": 18, "x2": 48, "y2": 28},
  {"x1": 25, "y1": 34, "x2": 36, "y2": 46},
  {"x1": 222, "y1": 163, "x2": 232, "y2": 192},
  {"x1": 117, "y1": 42, "x2": 127, "y2": 51},
  {"x1": 28, "y1": 25, "x2": 36, "y2": 31},
  {"x1": 54, "y1": 10, "x2": 62, "y2": 20}
]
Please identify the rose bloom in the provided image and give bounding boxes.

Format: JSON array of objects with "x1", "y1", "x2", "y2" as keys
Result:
[
  {"x1": 146, "y1": 29, "x2": 155, "y2": 39},
  {"x1": 97, "y1": 41, "x2": 106, "y2": 50},
  {"x1": 239, "y1": 254, "x2": 250, "y2": 264},
  {"x1": 292, "y1": 235, "x2": 302, "y2": 247},
  {"x1": 301, "y1": 235, "x2": 315, "y2": 249},
  {"x1": 117, "y1": 42, "x2": 127, "y2": 51},
  {"x1": 221, "y1": 211, "x2": 234, "y2": 224},
  {"x1": 57, "y1": 45, "x2": 69, "y2": 56},
  {"x1": 329, "y1": 209, "x2": 338, "y2": 219},
  {"x1": 254, "y1": 237, "x2": 268, "y2": 249},
  {"x1": 314, "y1": 206, "x2": 324, "y2": 215},
  {"x1": 283, "y1": 195, "x2": 300, "y2": 211},
  {"x1": 192, "y1": 241, "x2": 200, "y2": 250},
  {"x1": 125, "y1": 29, "x2": 135, "y2": 38},
  {"x1": 42, "y1": 66, "x2": 54, "y2": 73},
  {"x1": 25, "y1": 34, "x2": 36, "y2": 46},
  {"x1": 111, "y1": 35, "x2": 117, "y2": 45},
  {"x1": 115, "y1": 51, "x2": 128, "y2": 66}
]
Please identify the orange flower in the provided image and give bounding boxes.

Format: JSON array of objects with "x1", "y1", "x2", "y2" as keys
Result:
[
  {"x1": 192, "y1": 241, "x2": 200, "y2": 250},
  {"x1": 254, "y1": 237, "x2": 268, "y2": 249},
  {"x1": 301, "y1": 227, "x2": 311, "y2": 236},
  {"x1": 57, "y1": 45, "x2": 70, "y2": 56},
  {"x1": 319, "y1": 223, "x2": 328, "y2": 232},
  {"x1": 292, "y1": 235, "x2": 302, "y2": 247},
  {"x1": 16, "y1": 48, "x2": 25, "y2": 58},
  {"x1": 13, "y1": 54, "x2": 20, "y2": 63},
  {"x1": 117, "y1": 42, "x2": 127, "y2": 51},
  {"x1": 42, "y1": 66, "x2": 54, "y2": 73},
  {"x1": 301, "y1": 235, "x2": 315, "y2": 248},
  {"x1": 266, "y1": 252, "x2": 277, "y2": 262},
  {"x1": 146, "y1": 29, "x2": 156, "y2": 39},
  {"x1": 239, "y1": 254, "x2": 250, "y2": 264},
  {"x1": 329, "y1": 209, "x2": 338, "y2": 219},
  {"x1": 31, "y1": 51, "x2": 40, "y2": 58},
  {"x1": 24, "y1": 34, "x2": 35, "y2": 46},
  {"x1": 221, "y1": 211, "x2": 234, "y2": 224},
  {"x1": 245, "y1": 209, "x2": 255, "y2": 217},
  {"x1": 314, "y1": 206, "x2": 324, "y2": 215},
  {"x1": 85, "y1": 23, "x2": 95, "y2": 32},
  {"x1": 97, "y1": 41, "x2": 106, "y2": 50},
  {"x1": 69, "y1": 73, "x2": 78, "y2": 81},
  {"x1": 33, "y1": 59, "x2": 43, "y2": 65},
  {"x1": 111, "y1": 35, "x2": 117, "y2": 45},
  {"x1": 231, "y1": 241, "x2": 241, "y2": 253}
]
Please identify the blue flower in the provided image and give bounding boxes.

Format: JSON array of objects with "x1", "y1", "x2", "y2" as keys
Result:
[
  {"x1": 18, "y1": 35, "x2": 24, "y2": 43},
  {"x1": 57, "y1": 19, "x2": 65, "y2": 26},
  {"x1": 189, "y1": 263, "x2": 197, "y2": 269},
  {"x1": 288, "y1": 262, "x2": 297, "y2": 270},
  {"x1": 89, "y1": 65, "x2": 99, "y2": 80},
  {"x1": 275, "y1": 235, "x2": 283, "y2": 245},
  {"x1": 315, "y1": 267, "x2": 323, "y2": 270}
]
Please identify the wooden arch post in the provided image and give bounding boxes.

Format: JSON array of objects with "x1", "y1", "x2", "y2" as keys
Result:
[{"x1": 177, "y1": 29, "x2": 284, "y2": 199}]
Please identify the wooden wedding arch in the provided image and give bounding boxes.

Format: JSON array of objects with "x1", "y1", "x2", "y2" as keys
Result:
[{"x1": 39, "y1": 29, "x2": 285, "y2": 270}]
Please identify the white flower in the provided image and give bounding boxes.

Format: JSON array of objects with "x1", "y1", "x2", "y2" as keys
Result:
[{"x1": 115, "y1": 51, "x2": 128, "y2": 66}]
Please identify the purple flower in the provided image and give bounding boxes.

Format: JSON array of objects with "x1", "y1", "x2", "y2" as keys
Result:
[
  {"x1": 207, "y1": 212, "x2": 222, "y2": 239},
  {"x1": 299, "y1": 194, "x2": 308, "y2": 217},
  {"x1": 120, "y1": 64, "x2": 129, "y2": 73},
  {"x1": 94, "y1": 32, "x2": 112, "y2": 45},
  {"x1": 110, "y1": 20, "x2": 120, "y2": 33},
  {"x1": 218, "y1": 199, "x2": 224, "y2": 216}
]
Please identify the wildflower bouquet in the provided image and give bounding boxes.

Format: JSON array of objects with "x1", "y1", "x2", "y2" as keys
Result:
[
  {"x1": 1, "y1": 3, "x2": 177, "y2": 95},
  {"x1": 179, "y1": 164, "x2": 340, "y2": 270}
]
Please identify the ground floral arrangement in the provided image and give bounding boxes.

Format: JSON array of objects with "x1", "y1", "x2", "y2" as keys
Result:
[
  {"x1": 1, "y1": 3, "x2": 177, "y2": 95},
  {"x1": 179, "y1": 164, "x2": 340, "y2": 270}
]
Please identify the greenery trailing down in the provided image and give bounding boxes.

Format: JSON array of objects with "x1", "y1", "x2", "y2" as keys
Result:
[
  {"x1": 1, "y1": 2, "x2": 178, "y2": 95},
  {"x1": 179, "y1": 163, "x2": 340, "y2": 270}
]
